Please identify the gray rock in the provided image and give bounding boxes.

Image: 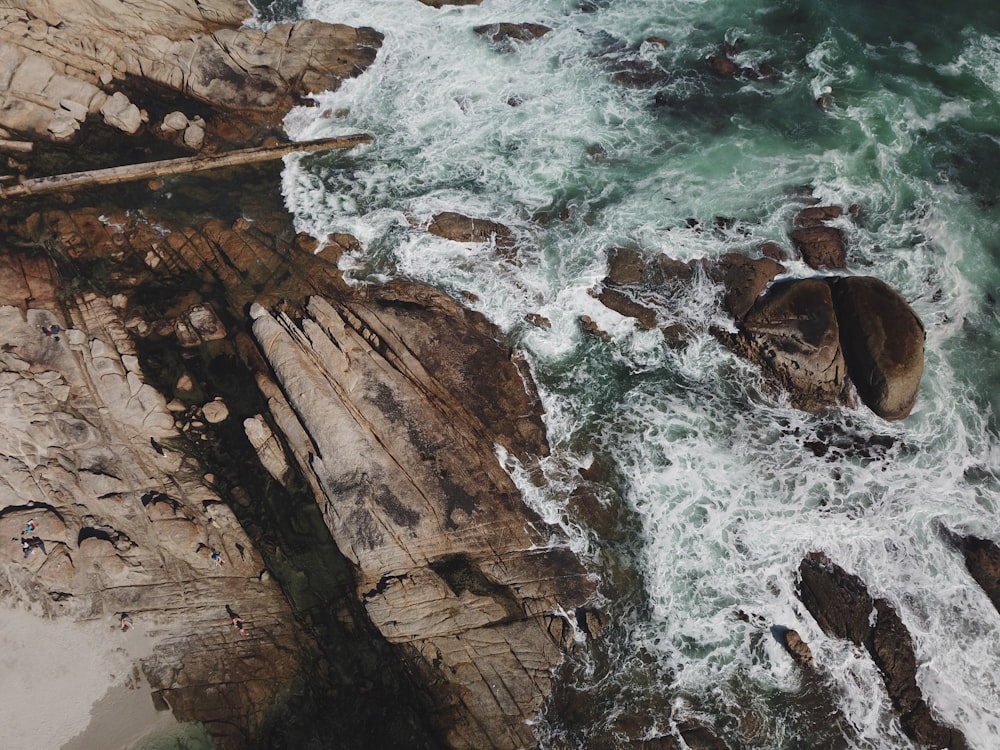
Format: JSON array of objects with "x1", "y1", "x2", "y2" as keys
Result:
[{"x1": 100, "y1": 91, "x2": 142, "y2": 134}]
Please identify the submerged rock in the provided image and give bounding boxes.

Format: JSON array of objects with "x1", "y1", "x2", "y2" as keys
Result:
[
  {"x1": 473, "y1": 22, "x2": 552, "y2": 45},
  {"x1": 428, "y1": 211, "x2": 516, "y2": 251},
  {"x1": 951, "y1": 533, "x2": 1000, "y2": 615}
]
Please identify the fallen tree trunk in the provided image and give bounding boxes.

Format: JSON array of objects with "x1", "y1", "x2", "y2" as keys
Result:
[
  {"x1": 0, "y1": 139, "x2": 34, "y2": 154},
  {"x1": 0, "y1": 134, "x2": 372, "y2": 199}
]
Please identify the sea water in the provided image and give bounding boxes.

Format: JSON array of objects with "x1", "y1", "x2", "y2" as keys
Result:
[{"x1": 257, "y1": 0, "x2": 1000, "y2": 747}]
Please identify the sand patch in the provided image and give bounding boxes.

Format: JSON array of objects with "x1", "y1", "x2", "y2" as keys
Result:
[{"x1": 0, "y1": 607, "x2": 176, "y2": 749}]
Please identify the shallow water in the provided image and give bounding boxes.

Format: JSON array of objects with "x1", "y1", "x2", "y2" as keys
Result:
[{"x1": 262, "y1": 0, "x2": 1000, "y2": 746}]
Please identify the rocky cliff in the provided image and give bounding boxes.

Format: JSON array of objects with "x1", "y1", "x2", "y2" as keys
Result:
[
  {"x1": 0, "y1": 2, "x2": 602, "y2": 748},
  {"x1": 0, "y1": 247, "x2": 309, "y2": 748}
]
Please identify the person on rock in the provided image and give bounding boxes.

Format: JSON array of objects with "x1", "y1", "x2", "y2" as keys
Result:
[
  {"x1": 211, "y1": 549, "x2": 224, "y2": 566},
  {"x1": 21, "y1": 537, "x2": 31, "y2": 558},
  {"x1": 226, "y1": 604, "x2": 248, "y2": 636},
  {"x1": 24, "y1": 518, "x2": 35, "y2": 534},
  {"x1": 119, "y1": 612, "x2": 133, "y2": 632}
]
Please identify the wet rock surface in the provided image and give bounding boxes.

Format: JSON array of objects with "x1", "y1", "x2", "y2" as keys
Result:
[
  {"x1": 591, "y1": 210, "x2": 924, "y2": 420},
  {"x1": 797, "y1": 554, "x2": 967, "y2": 749}
]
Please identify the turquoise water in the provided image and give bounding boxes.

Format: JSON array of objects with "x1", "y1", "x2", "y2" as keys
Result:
[{"x1": 265, "y1": 0, "x2": 1000, "y2": 746}]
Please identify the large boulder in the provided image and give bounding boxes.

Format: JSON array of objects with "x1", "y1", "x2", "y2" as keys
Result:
[
  {"x1": 830, "y1": 276, "x2": 925, "y2": 420},
  {"x1": 728, "y1": 278, "x2": 847, "y2": 411}
]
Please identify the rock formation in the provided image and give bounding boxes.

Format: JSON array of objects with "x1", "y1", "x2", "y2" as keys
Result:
[
  {"x1": 0, "y1": 248, "x2": 309, "y2": 749},
  {"x1": 0, "y1": 0, "x2": 382, "y2": 146},
  {"x1": 590, "y1": 217, "x2": 925, "y2": 420},
  {"x1": 248, "y1": 284, "x2": 598, "y2": 750},
  {"x1": 796, "y1": 554, "x2": 967, "y2": 749},
  {"x1": 2, "y1": 117, "x2": 599, "y2": 750}
]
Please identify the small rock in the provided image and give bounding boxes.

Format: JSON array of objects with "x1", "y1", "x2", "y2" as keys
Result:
[
  {"x1": 202, "y1": 399, "x2": 229, "y2": 424},
  {"x1": 187, "y1": 303, "x2": 226, "y2": 341},
  {"x1": 183, "y1": 123, "x2": 205, "y2": 150},
  {"x1": 100, "y1": 92, "x2": 142, "y2": 134},
  {"x1": 790, "y1": 225, "x2": 846, "y2": 269},
  {"x1": 473, "y1": 22, "x2": 552, "y2": 45},
  {"x1": 780, "y1": 628, "x2": 814, "y2": 667},
  {"x1": 175, "y1": 373, "x2": 195, "y2": 393},
  {"x1": 579, "y1": 315, "x2": 612, "y2": 341},
  {"x1": 47, "y1": 114, "x2": 80, "y2": 140},
  {"x1": 58, "y1": 99, "x2": 88, "y2": 122},
  {"x1": 427, "y1": 212, "x2": 515, "y2": 251},
  {"x1": 161, "y1": 111, "x2": 189, "y2": 132}
]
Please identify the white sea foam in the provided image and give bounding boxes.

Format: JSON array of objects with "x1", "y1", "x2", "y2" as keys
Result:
[{"x1": 282, "y1": 0, "x2": 1000, "y2": 746}]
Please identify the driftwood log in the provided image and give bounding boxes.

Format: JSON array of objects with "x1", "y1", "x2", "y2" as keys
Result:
[{"x1": 0, "y1": 134, "x2": 372, "y2": 199}]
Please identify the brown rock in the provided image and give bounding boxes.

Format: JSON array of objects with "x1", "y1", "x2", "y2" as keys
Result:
[
  {"x1": 830, "y1": 276, "x2": 924, "y2": 420},
  {"x1": 797, "y1": 555, "x2": 967, "y2": 749},
  {"x1": 525, "y1": 312, "x2": 552, "y2": 329},
  {"x1": 579, "y1": 315, "x2": 612, "y2": 341},
  {"x1": 605, "y1": 246, "x2": 647, "y2": 285},
  {"x1": 757, "y1": 241, "x2": 788, "y2": 261},
  {"x1": 795, "y1": 205, "x2": 843, "y2": 227},
  {"x1": 727, "y1": 278, "x2": 846, "y2": 412},
  {"x1": 790, "y1": 225, "x2": 847, "y2": 269},
  {"x1": 707, "y1": 252, "x2": 784, "y2": 320},
  {"x1": 708, "y1": 54, "x2": 740, "y2": 78},
  {"x1": 954, "y1": 535, "x2": 1000, "y2": 614},
  {"x1": 428, "y1": 211, "x2": 516, "y2": 251},
  {"x1": 779, "y1": 628, "x2": 814, "y2": 668},
  {"x1": 597, "y1": 287, "x2": 658, "y2": 329},
  {"x1": 473, "y1": 22, "x2": 552, "y2": 44},
  {"x1": 249, "y1": 288, "x2": 597, "y2": 749}
]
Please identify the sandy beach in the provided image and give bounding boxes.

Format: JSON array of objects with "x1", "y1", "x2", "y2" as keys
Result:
[{"x1": 0, "y1": 606, "x2": 209, "y2": 749}]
